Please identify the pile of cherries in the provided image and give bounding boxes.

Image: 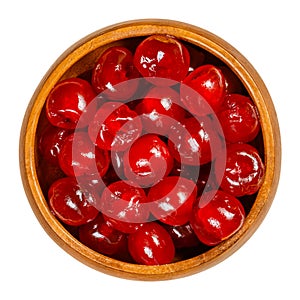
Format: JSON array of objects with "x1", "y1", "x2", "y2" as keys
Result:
[{"x1": 37, "y1": 34, "x2": 265, "y2": 265}]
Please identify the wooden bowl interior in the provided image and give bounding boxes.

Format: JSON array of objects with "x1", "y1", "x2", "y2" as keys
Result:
[{"x1": 20, "y1": 19, "x2": 281, "y2": 281}]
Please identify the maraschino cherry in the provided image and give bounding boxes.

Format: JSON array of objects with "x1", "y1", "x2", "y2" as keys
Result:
[
  {"x1": 46, "y1": 78, "x2": 97, "y2": 129},
  {"x1": 148, "y1": 176, "x2": 197, "y2": 226},
  {"x1": 48, "y1": 177, "x2": 100, "y2": 226},
  {"x1": 92, "y1": 46, "x2": 140, "y2": 100},
  {"x1": 135, "y1": 86, "x2": 186, "y2": 136},
  {"x1": 217, "y1": 94, "x2": 260, "y2": 143},
  {"x1": 38, "y1": 124, "x2": 72, "y2": 166},
  {"x1": 191, "y1": 190, "x2": 245, "y2": 246},
  {"x1": 128, "y1": 222, "x2": 175, "y2": 265},
  {"x1": 215, "y1": 143, "x2": 265, "y2": 197},
  {"x1": 133, "y1": 34, "x2": 190, "y2": 85},
  {"x1": 100, "y1": 180, "x2": 149, "y2": 233},
  {"x1": 181, "y1": 64, "x2": 226, "y2": 116},
  {"x1": 88, "y1": 102, "x2": 142, "y2": 151},
  {"x1": 123, "y1": 134, "x2": 173, "y2": 187},
  {"x1": 78, "y1": 213, "x2": 127, "y2": 255},
  {"x1": 58, "y1": 131, "x2": 110, "y2": 178},
  {"x1": 168, "y1": 116, "x2": 222, "y2": 166}
]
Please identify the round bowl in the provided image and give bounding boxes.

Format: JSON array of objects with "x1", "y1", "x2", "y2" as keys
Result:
[{"x1": 19, "y1": 19, "x2": 281, "y2": 280}]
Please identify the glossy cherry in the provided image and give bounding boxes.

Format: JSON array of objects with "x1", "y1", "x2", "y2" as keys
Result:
[
  {"x1": 38, "y1": 124, "x2": 72, "y2": 165},
  {"x1": 217, "y1": 94, "x2": 260, "y2": 143},
  {"x1": 100, "y1": 180, "x2": 149, "y2": 233},
  {"x1": 163, "y1": 222, "x2": 200, "y2": 249},
  {"x1": 133, "y1": 34, "x2": 190, "y2": 85},
  {"x1": 181, "y1": 64, "x2": 226, "y2": 116},
  {"x1": 168, "y1": 116, "x2": 222, "y2": 166},
  {"x1": 215, "y1": 143, "x2": 265, "y2": 197},
  {"x1": 46, "y1": 78, "x2": 97, "y2": 129},
  {"x1": 123, "y1": 134, "x2": 173, "y2": 187},
  {"x1": 128, "y1": 222, "x2": 175, "y2": 265},
  {"x1": 135, "y1": 86, "x2": 186, "y2": 136},
  {"x1": 88, "y1": 101, "x2": 142, "y2": 151},
  {"x1": 78, "y1": 213, "x2": 127, "y2": 255},
  {"x1": 148, "y1": 176, "x2": 197, "y2": 226},
  {"x1": 48, "y1": 177, "x2": 100, "y2": 226},
  {"x1": 92, "y1": 46, "x2": 140, "y2": 100},
  {"x1": 58, "y1": 131, "x2": 110, "y2": 178},
  {"x1": 191, "y1": 190, "x2": 245, "y2": 246}
]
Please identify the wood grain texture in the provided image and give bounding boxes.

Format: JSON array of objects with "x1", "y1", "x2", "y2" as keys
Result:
[{"x1": 19, "y1": 19, "x2": 281, "y2": 281}]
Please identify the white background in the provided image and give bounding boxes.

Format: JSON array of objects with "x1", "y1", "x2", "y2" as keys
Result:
[{"x1": 1, "y1": 0, "x2": 298, "y2": 299}]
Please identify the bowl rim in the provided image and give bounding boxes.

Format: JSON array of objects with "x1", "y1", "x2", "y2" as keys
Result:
[{"x1": 19, "y1": 18, "x2": 281, "y2": 281}]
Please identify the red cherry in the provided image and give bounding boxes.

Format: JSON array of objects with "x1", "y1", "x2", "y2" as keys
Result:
[
  {"x1": 135, "y1": 86, "x2": 186, "y2": 136},
  {"x1": 38, "y1": 124, "x2": 72, "y2": 165},
  {"x1": 168, "y1": 116, "x2": 222, "y2": 166},
  {"x1": 88, "y1": 102, "x2": 142, "y2": 151},
  {"x1": 215, "y1": 143, "x2": 265, "y2": 197},
  {"x1": 133, "y1": 35, "x2": 190, "y2": 86},
  {"x1": 78, "y1": 213, "x2": 127, "y2": 256},
  {"x1": 123, "y1": 134, "x2": 173, "y2": 187},
  {"x1": 128, "y1": 222, "x2": 175, "y2": 265},
  {"x1": 181, "y1": 64, "x2": 226, "y2": 116},
  {"x1": 48, "y1": 177, "x2": 100, "y2": 226},
  {"x1": 46, "y1": 78, "x2": 97, "y2": 129},
  {"x1": 163, "y1": 222, "x2": 201, "y2": 249},
  {"x1": 191, "y1": 190, "x2": 245, "y2": 246},
  {"x1": 100, "y1": 181, "x2": 149, "y2": 233},
  {"x1": 217, "y1": 94, "x2": 260, "y2": 143},
  {"x1": 148, "y1": 176, "x2": 197, "y2": 226},
  {"x1": 92, "y1": 46, "x2": 140, "y2": 100},
  {"x1": 58, "y1": 131, "x2": 110, "y2": 178}
]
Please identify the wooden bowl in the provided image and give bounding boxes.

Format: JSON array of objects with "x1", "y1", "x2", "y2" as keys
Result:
[{"x1": 19, "y1": 19, "x2": 281, "y2": 280}]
